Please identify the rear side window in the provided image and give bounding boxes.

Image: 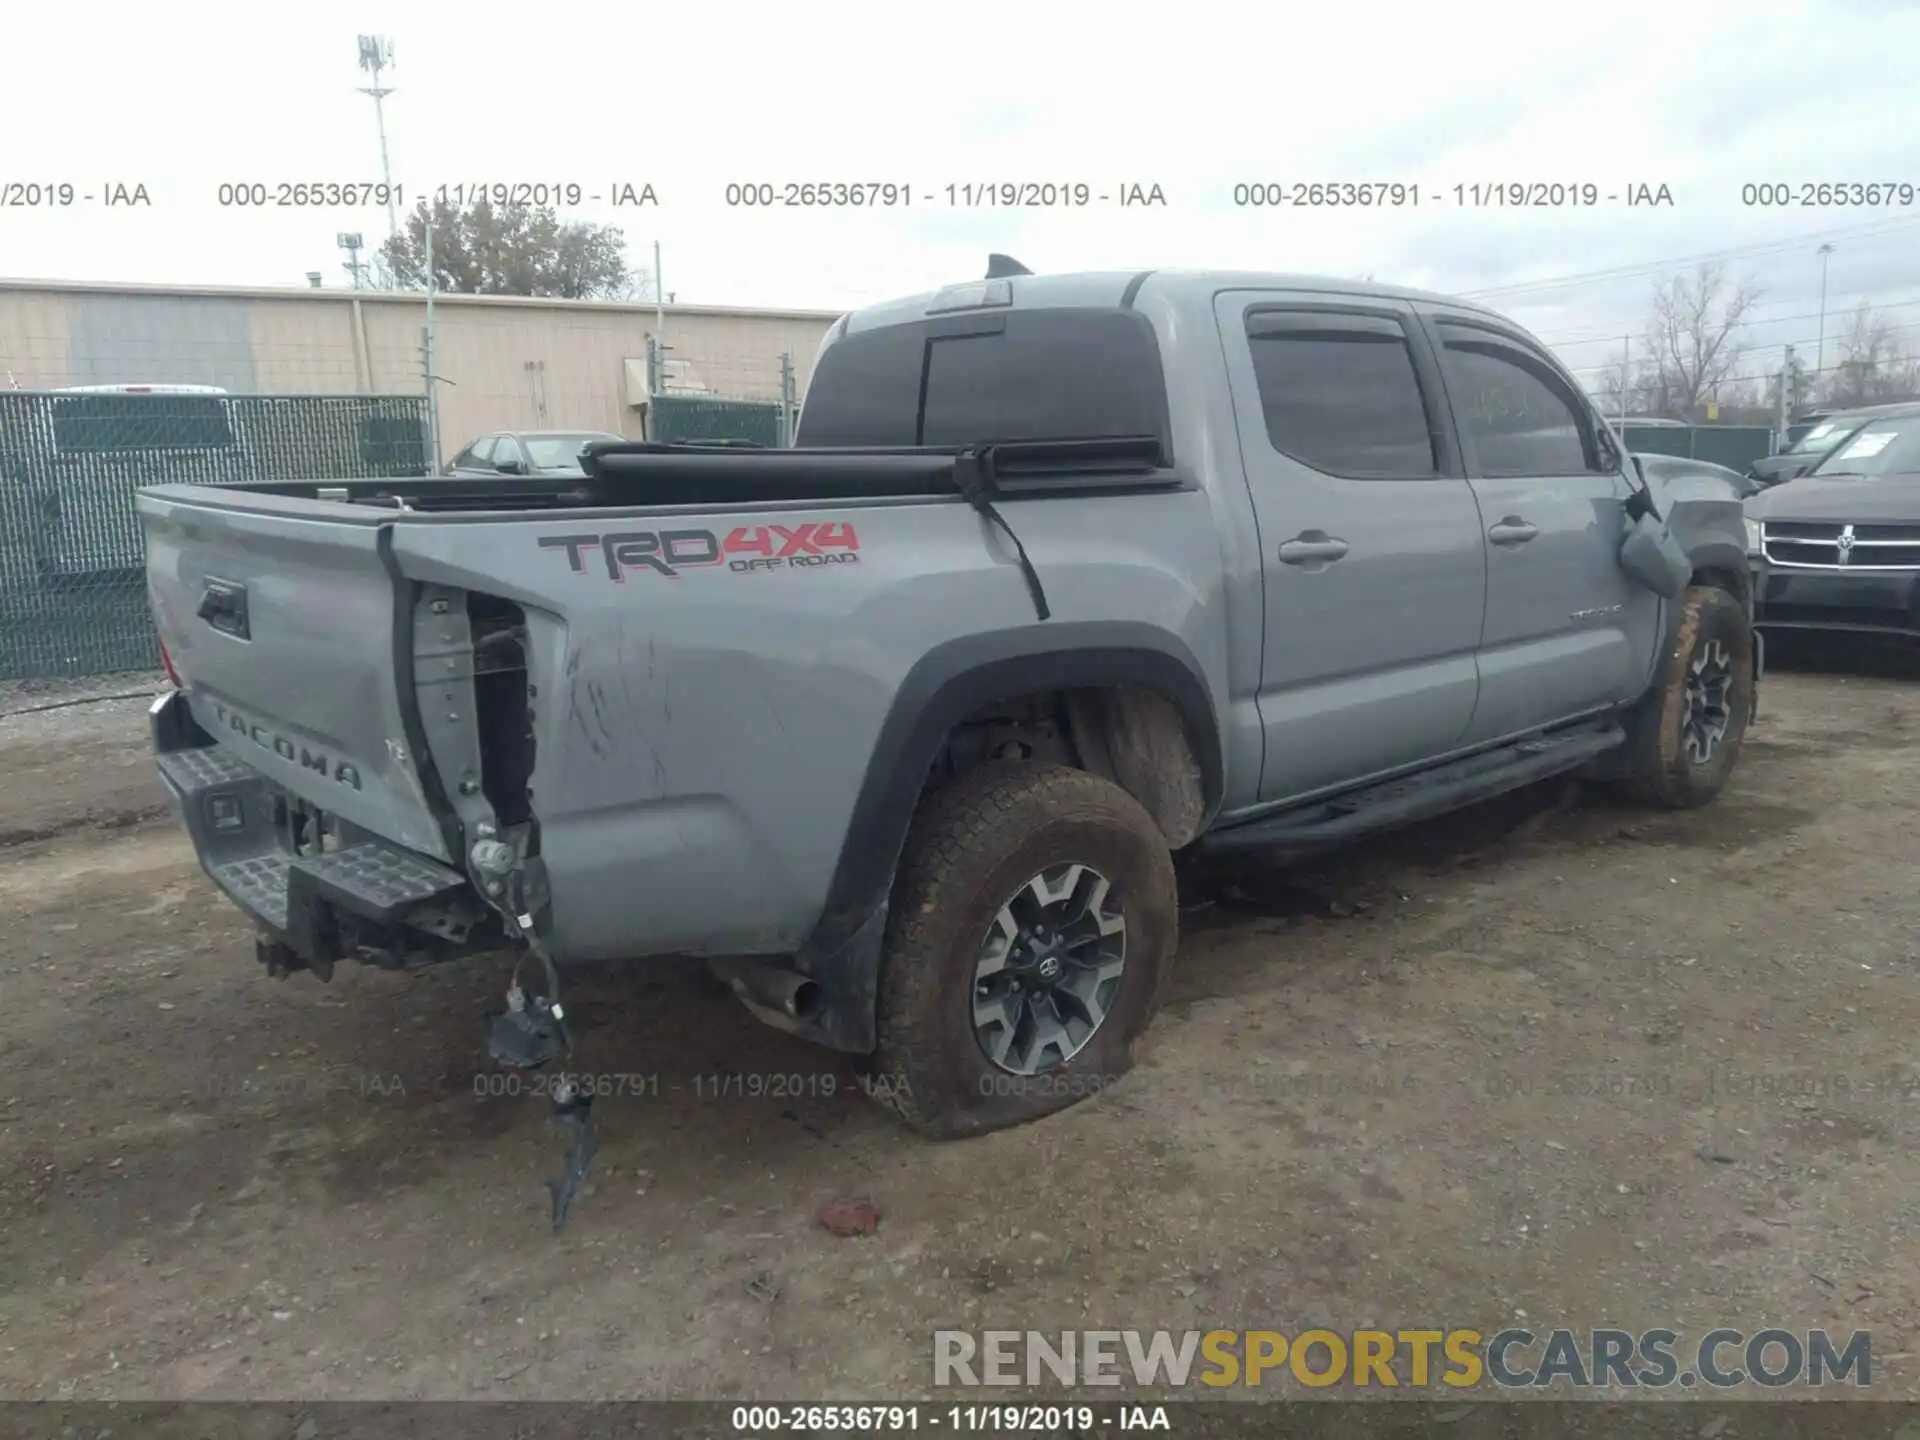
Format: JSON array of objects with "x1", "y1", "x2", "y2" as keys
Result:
[
  {"x1": 1436, "y1": 324, "x2": 1602, "y2": 475},
  {"x1": 1244, "y1": 311, "x2": 1438, "y2": 478},
  {"x1": 795, "y1": 308, "x2": 1170, "y2": 455},
  {"x1": 50, "y1": 394, "x2": 234, "y2": 455}
]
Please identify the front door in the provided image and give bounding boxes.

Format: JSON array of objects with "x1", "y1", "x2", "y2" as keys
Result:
[
  {"x1": 1215, "y1": 292, "x2": 1489, "y2": 804},
  {"x1": 1417, "y1": 309, "x2": 1662, "y2": 742}
]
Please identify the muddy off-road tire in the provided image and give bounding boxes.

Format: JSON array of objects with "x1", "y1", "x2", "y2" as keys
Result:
[
  {"x1": 870, "y1": 763, "x2": 1178, "y2": 1139},
  {"x1": 1616, "y1": 583, "x2": 1754, "y2": 809}
]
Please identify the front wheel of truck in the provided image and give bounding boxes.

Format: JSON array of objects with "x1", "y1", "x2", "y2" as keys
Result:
[
  {"x1": 870, "y1": 762, "x2": 1178, "y2": 1139},
  {"x1": 1614, "y1": 583, "x2": 1754, "y2": 809}
]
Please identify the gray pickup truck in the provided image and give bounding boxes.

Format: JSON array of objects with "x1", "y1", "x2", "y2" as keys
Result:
[{"x1": 140, "y1": 264, "x2": 1755, "y2": 1216}]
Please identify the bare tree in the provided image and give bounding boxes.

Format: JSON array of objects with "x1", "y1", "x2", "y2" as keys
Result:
[
  {"x1": 1824, "y1": 302, "x2": 1920, "y2": 406},
  {"x1": 1593, "y1": 354, "x2": 1631, "y2": 417},
  {"x1": 1641, "y1": 262, "x2": 1764, "y2": 419},
  {"x1": 612, "y1": 269, "x2": 657, "y2": 304}
]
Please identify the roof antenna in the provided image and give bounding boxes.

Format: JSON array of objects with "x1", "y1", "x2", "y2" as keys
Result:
[{"x1": 985, "y1": 254, "x2": 1031, "y2": 279}]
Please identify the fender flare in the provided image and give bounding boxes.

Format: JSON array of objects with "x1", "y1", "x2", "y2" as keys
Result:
[
  {"x1": 791, "y1": 621, "x2": 1221, "y2": 1052},
  {"x1": 1681, "y1": 537, "x2": 1754, "y2": 611}
]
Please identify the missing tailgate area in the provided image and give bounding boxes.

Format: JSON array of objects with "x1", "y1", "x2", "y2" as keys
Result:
[{"x1": 150, "y1": 689, "x2": 504, "y2": 980}]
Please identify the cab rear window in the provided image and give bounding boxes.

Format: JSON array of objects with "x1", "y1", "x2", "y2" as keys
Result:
[{"x1": 795, "y1": 308, "x2": 1170, "y2": 457}]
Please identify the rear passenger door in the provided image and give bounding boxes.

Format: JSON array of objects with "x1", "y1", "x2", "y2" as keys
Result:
[
  {"x1": 1417, "y1": 310, "x2": 1660, "y2": 741},
  {"x1": 1215, "y1": 292, "x2": 1489, "y2": 804}
]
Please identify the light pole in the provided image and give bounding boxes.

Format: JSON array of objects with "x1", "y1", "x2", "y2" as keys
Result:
[
  {"x1": 1815, "y1": 242, "x2": 1835, "y2": 404},
  {"x1": 337, "y1": 231, "x2": 367, "y2": 289},
  {"x1": 356, "y1": 36, "x2": 400, "y2": 265}
]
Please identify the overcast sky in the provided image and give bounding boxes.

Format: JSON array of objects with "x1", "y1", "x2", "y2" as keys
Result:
[{"x1": 4, "y1": 0, "x2": 1916, "y2": 391}]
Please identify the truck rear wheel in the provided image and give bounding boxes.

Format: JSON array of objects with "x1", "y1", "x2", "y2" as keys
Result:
[
  {"x1": 870, "y1": 762, "x2": 1178, "y2": 1139},
  {"x1": 1616, "y1": 583, "x2": 1754, "y2": 809}
]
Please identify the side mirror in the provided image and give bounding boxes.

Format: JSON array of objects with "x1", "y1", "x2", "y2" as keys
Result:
[
  {"x1": 1618, "y1": 510, "x2": 1691, "y2": 600},
  {"x1": 495, "y1": 457, "x2": 525, "y2": 475}
]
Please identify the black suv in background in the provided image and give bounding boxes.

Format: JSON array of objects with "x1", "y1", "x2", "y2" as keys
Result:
[
  {"x1": 1746, "y1": 402, "x2": 1920, "y2": 644},
  {"x1": 1750, "y1": 403, "x2": 1920, "y2": 489}
]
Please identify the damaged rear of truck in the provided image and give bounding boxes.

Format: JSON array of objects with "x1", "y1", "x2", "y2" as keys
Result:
[{"x1": 140, "y1": 426, "x2": 1219, "y2": 1059}]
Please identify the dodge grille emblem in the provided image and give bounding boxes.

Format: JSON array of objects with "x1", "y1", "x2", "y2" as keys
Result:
[{"x1": 1836, "y1": 524, "x2": 1856, "y2": 565}]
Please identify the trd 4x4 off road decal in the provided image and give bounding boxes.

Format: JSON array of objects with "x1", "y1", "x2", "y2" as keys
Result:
[{"x1": 539, "y1": 523, "x2": 862, "y2": 581}]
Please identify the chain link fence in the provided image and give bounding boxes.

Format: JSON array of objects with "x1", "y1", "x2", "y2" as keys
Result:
[
  {"x1": 648, "y1": 394, "x2": 791, "y2": 447},
  {"x1": 0, "y1": 392, "x2": 430, "y2": 681},
  {"x1": 1620, "y1": 423, "x2": 1777, "y2": 473},
  {"x1": 647, "y1": 337, "x2": 797, "y2": 447}
]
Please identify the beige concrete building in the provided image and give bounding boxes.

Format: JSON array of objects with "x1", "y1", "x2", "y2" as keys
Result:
[{"x1": 0, "y1": 278, "x2": 841, "y2": 461}]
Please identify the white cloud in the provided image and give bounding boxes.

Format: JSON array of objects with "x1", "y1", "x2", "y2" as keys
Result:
[{"x1": 3, "y1": 0, "x2": 1917, "y2": 370}]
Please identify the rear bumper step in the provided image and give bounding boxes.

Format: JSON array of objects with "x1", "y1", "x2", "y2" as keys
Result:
[{"x1": 153, "y1": 692, "x2": 476, "y2": 965}]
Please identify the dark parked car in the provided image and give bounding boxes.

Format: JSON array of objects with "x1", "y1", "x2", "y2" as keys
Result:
[
  {"x1": 446, "y1": 430, "x2": 624, "y2": 478},
  {"x1": 1750, "y1": 402, "x2": 1920, "y2": 489},
  {"x1": 1746, "y1": 405, "x2": 1920, "y2": 643}
]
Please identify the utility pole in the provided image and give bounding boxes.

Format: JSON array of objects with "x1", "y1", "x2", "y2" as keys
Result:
[
  {"x1": 1814, "y1": 243, "x2": 1835, "y2": 405},
  {"x1": 1776, "y1": 344, "x2": 1795, "y2": 444},
  {"x1": 421, "y1": 214, "x2": 443, "y2": 473},
  {"x1": 779, "y1": 350, "x2": 796, "y2": 446},
  {"x1": 357, "y1": 36, "x2": 401, "y2": 268},
  {"x1": 1617, "y1": 335, "x2": 1630, "y2": 431},
  {"x1": 337, "y1": 231, "x2": 368, "y2": 289},
  {"x1": 653, "y1": 239, "x2": 666, "y2": 350}
]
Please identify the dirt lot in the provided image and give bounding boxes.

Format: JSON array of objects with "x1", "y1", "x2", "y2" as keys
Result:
[{"x1": 2, "y1": 650, "x2": 1918, "y2": 1402}]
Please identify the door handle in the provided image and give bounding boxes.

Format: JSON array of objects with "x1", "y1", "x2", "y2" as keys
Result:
[
  {"x1": 1277, "y1": 533, "x2": 1350, "y2": 566},
  {"x1": 1488, "y1": 518, "x2": 1539, "y2": 547}
]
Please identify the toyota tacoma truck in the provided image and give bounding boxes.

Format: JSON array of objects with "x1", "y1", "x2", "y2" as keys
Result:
[{"x1": 140, "y1": 263, "x2": 1756, "y2": 1222}]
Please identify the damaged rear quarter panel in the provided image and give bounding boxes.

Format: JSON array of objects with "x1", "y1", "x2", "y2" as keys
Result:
[{"x1": 388, "y1": 495, "x2": 1227, "y2": 963}]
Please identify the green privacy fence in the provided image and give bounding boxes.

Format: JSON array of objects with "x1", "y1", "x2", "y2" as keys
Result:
[
  {"x1": 648, "y1": 392, "x2": 791, "y2": 448},
  {"x1": 0, "y1": 391, "x2": 430, "y2": 681},
  {"x1": 1621, "y1": 423, "x2": 1777, "y2": 473}
]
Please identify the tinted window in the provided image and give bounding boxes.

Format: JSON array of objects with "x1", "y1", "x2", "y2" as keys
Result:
[
  {"x1": 466, "y1": 437, "x2": 497, "y2": 466},
  {"x1": 793, "y1": 325, "x2": 923, "y2": 446},
  {"x1": 1438, "y1": 326, "x2": 1598, "y2": 475},
  {"x1": 795, "y1": 309, "x2": 1169, "y2": 454},
  {"x1": 1245, "y1": 315, "x2": 1437, "y2": 477},
  {"x1": 50, "y1": 394, "x2": 234, "y2": 454}
]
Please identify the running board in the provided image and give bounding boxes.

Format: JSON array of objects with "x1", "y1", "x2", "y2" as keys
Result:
[{"x1": 1199, "y1": 724, "x2": 1626, "y2": 858}]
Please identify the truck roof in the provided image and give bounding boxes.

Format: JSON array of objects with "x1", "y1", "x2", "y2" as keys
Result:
[{"x1": 839, "y1": 268, "x2": 1512, "y2": 335}]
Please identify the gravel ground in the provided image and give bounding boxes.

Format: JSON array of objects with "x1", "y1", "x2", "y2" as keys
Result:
[{"x1": 0, "y1": 649, "x2": 1916, "y2": 1402}]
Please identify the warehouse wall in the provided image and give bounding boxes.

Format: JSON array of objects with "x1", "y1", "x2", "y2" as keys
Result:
[{"x1": 0, "y1": 281, "x2": 839, "y2": 462}]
